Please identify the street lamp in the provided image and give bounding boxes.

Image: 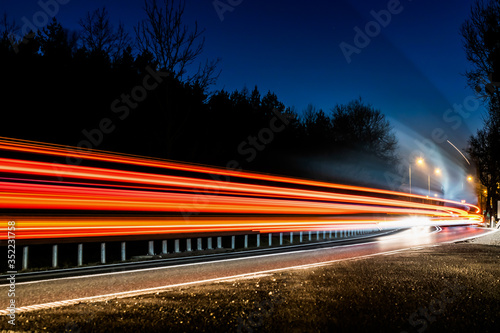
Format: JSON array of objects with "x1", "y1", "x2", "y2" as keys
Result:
[
  {"x1": 463, "y1": 175, "x2": 473, "y2": 189},
  {"x1": 409, "y1": 158, "x2": 424, "y2": 194},
  {"x1": 409, "y1": 157, "x2": 442, "y2": 196}
]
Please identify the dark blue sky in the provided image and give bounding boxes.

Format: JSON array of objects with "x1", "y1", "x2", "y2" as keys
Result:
[{"x1": 3, "y1": 0, "x2": 486, "y2": 161}]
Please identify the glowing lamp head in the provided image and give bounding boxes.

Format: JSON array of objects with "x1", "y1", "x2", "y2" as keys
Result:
[
  {"x1": 467, "y1": 176, "x2": 473, "y2": 182},
  {"x1": 434, "y1": 168, "x2": 441, "y2": 175},
  {"x1": 416, "y1": 158, "x2": 424, "y2": 165}
]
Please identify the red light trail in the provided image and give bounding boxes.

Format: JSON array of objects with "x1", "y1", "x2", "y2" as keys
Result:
[{"x1": 0, "y1": 137, "x2": 482, "y2": 241}]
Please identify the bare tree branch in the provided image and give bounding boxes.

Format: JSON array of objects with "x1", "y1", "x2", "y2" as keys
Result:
[
  {"x1": 135, "y1": 0, "x2": 220, "y2": 89},
  {"x1": 0, "y1": 12, "x2": 18, "y2": 39},
  {"x1": 79, "y1": 7, "x2": 131, "y2": 61}
]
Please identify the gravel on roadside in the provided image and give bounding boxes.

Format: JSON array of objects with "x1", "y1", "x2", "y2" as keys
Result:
[{"x1": 2, "y1": 240, "x2": 499, "y2": 333}]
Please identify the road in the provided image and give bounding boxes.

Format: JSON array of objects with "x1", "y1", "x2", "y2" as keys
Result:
[{"x1": 0, "y1": 226, "x2": 493, "y2": 315}]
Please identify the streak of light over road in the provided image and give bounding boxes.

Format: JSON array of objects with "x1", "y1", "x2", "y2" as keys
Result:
[{"x1": 0, "y1": 137, "x2": 482, "y2": 240}]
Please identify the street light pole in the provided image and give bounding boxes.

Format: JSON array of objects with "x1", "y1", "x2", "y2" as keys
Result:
[
  {"x1": 409, "y1": 164, "x2": 411, "y2": 194},
  {"x1": 428, "y1": 174, "x2": 430, "y2": 197}
]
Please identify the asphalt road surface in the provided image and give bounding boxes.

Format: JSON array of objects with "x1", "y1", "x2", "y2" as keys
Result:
[{"x1": 0, "y1": 226, "x2": 492, "y2": 314}]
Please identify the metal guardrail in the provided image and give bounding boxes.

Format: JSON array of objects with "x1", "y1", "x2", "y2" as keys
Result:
[{"x1": 2, "y1": 228, "x2": 381, "y2": 273}]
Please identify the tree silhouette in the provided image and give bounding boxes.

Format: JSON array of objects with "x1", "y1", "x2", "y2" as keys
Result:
[
  {"x1": 135, "y1": 0, "x2": 220, "y2": 89},
  {"x1": 79, "y1": 7, "x2": 130, "y2": 62},
  {"x1": 460, "y1": 0, "x2": 500, "y2": 102},
  {"x1": 0, "y1": 7, "x2": 399, "y2": 189},
  {"x1": 0, "y1": 12, "x2": 17, "y2": 40},
  {"x1": 468, "y1": 122, "x2": 500, "y2": 216},
  {"x1": 462, "y1": 0, "x2": 500, "y2": 216},
  {"x1": 331, "y1": 98, "x2": 398, "y2": 163},
  {"x1": 37, "y1": 19, "x2": 76, "y2": 62}
]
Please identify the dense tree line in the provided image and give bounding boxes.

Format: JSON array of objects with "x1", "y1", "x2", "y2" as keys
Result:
[
  {"x1": 0, "y1": 0, "x2": 398, "y2": 186},
  {"x1": 461, "y1": 0, "x2": 500, "y2": 217}
]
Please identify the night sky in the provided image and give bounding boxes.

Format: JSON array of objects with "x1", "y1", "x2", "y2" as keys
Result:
[{"x1": 3, "y1": 0, "x2": 485, "y2": 196}]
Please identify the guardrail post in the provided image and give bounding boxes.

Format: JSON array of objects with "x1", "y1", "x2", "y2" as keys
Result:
[
  {"x1": 186, "y1": 239, "x2": 192, "y2": 252},
  {"x1": 22, "y1": 246, "x2": 28, "y2": 270},
  {"x1": 52, "y1": 245, "x2": 58, "y2": 268},
  {"x1": 279, "y1": 233, "x2": 283, "y2": 245},
  {"x1": 207, "y1": 237, "x2": 213, "y2": 250},
  {"x1": 217, "y1": 237, "x2": 222, "y2": 249},
  {"x1": 175, "y1": 239, "x2": 180, "y2": 253},
  {"x1": 121, "y1": 242, "x2": 126, "y2": 261},
  {"x1": 290, "y1": 232, "x2": 293, "y2": 243},
  {"x1": 77, "y1": 244, "x2": 83, "y2": 266},
  {"x1": 162, "y1": 240, "x2": 167, "y2": 254},
  {"x1": 231, "y1": 236, "x2": 235, "y2": 249},
  {"x1": 257, "y1": 234, "x2": 260, "y2": 247},
  {"x1": 323, "y1": 231, "x2": 326, "y2": 239},
  {"x1": 148, "y1": 241, "x2": 154, "y2": 255},
  {"x1": 244, "y1": 235, "x2": 248, "y2": 248},
  {"x1": 329, "y1": 230, "x2": 332, "y2": 238},
  {"x1": 269, "y1": 233, "x2": 272, "y2": 246},
  {"x1": 316, "y1": 231, "x2": 320, "y2": 240},
  {"x1": 300, "y1": 232, "x2": 303, "y2": 242},
  {"x1": 101, "y1": 243, "x2": 106, "y2": 264},
  {"x1": 335, "y1": 230, "x2": 337, "y2": 238},
  {"x1": 197, "y1": 238, "x2": 202, "y2": 251},
  {"x1": 308, "y1": 231, "x2": 311, "y2": 241}
]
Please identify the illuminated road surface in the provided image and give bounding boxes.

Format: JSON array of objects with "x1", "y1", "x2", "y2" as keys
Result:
[{"x1": 0, "y1": 226, "x2": 493, "y2": 314}]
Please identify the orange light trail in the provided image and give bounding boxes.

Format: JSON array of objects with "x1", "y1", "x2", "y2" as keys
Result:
[{"x1": 0, "y1": 137, "x2": 482, "y2": 241}]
